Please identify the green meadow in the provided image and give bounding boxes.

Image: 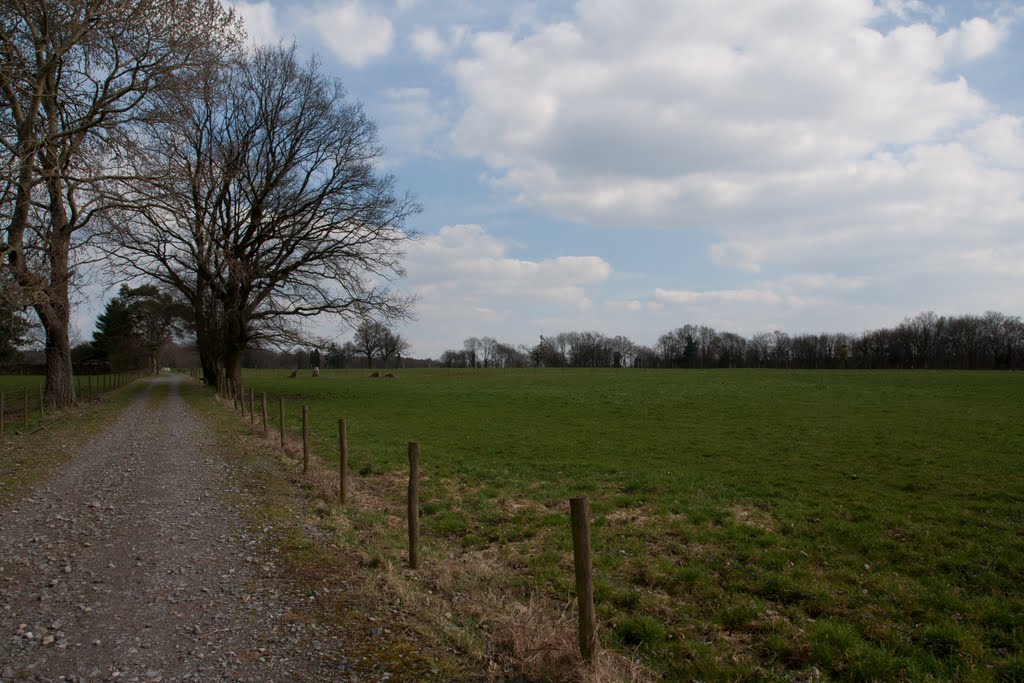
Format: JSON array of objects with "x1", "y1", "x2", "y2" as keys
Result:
[
  {"x1": 239, "y1": 368, "x2": 1024, "y2": 681},
  {"x1": 0, "y1": 374, "x2": 45, "y2": 395}
]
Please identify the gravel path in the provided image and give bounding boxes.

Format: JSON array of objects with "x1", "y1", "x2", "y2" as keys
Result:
[{"x1": 0, "y1": 375, "x2": 363, "y2": 682}]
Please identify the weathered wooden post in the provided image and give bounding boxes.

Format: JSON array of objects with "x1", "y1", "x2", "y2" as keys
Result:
[
  {"x1": 408, "y1": 441, "x2": 420, "y2": 569},
  {"x1": 23, "y1": 386, "x2": 29, "y2": 430},
  {"x1": 279, "y1": 397, "x2": 286, "y2": 449},
  {"x1": 38, "y1": 384, "x2": 44, "y2": 420},
  {"x1": 570, "y1": 496, "x2": 598, "y2": 666},
  {"x1": 338, "y1": 417, "x2": 348, "y2": 504},
  {"x1": 261, "y1": 392, "x2": 268, "y2": 432},
  {"x1": 249, "y1": 388, "x2": 255, "y2": 423},
  {"x1": 302, "y1": 405, "x2": 310, "y2": 473}
]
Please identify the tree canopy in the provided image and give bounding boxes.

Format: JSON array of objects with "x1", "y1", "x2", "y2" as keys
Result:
[{"x1": 102, "y1": 43, "x2": 418, "y2": 384}]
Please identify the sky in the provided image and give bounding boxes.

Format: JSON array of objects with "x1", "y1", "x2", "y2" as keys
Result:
[{"x1": 75, "y1": 0, "x2": 1024, "y2": 358}]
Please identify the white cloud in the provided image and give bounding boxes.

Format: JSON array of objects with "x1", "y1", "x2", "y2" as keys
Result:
[
  {"x1": 233, "y1": 1, "x2": 280, "y2": 45},
  {"x1": 401, "y1": 225, "x2": 613, "y2": 352},
  {"x1": 379, "y1": 87, "x2": 450, "y2": 159},
  {"x1": 410, "y1": 27, "x2": 446, "y2": 60},
  {"x1": 940, "y1": 17, "x2": 1008, "y2": 62},
  {"x1": 445, "y1": 0, "x2": 1023, "y2": 295},
  {"x1": 961, "y1": 115, "x2": 1024, "y2": 168},
  {"x1": 310, "y1": 2, "x2": 394, "y2": 67},
  {"x1": 654, "y1": 288, "x2": 781, "y2": 306}
]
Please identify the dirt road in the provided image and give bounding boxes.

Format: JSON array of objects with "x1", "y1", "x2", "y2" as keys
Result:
[{"x1": 0, "y1": 375, "x2": 365, "y2": 682}]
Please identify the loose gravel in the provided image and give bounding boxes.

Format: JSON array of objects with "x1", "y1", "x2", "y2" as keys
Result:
[{"x1": 0, "y1": 375, "x2": 371, "y2": 682}]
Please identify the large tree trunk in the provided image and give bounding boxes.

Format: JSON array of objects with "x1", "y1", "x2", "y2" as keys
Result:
[
  {"x1": 35, "y1": 292, "x2": 76, "y2": 409},
  {"x1": 43, "y1": 320, "x2": 75, "y2": 408},
  {"x1": 223, "y1": 344, "x2": 244, "y2": 385}
]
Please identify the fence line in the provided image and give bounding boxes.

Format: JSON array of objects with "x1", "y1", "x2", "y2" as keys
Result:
[
  {"x1": 213, "y1": 377, "x2": 603, "y2": 665},
  {"x1": 0, "y1": 370, "x2": 151, "y2": 439}
]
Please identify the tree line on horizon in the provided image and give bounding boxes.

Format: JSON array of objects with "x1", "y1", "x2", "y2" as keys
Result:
[{"x1": 439, "y1": 310, "x2": 1024, "y2": 371}]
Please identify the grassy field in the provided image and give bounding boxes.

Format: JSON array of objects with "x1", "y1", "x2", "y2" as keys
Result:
[
  {"x1": 0, "y1": 373, "x2": 135, "y2": 429},
  {"x1": 236, "y1": 368, "x2": 1024, "y2": 681},
  {"x1": 0, "y1": 375, "x2": 46, "y2": 431}
]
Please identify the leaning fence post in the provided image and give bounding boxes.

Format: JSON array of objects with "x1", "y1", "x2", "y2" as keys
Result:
[
  {"x1": 279, "y1": 397, "x2": 286, "y2": 449},
  {"x1": 338, "y1": 417, "x2": 348, "y2": 504},
  {"x1": 408, "y1": 441, "x2": 420, "y2": 569},
  {"x1": 302, "y1": 404, "x2": 310, "y2": 473},
  {"x1": 261, "y1": 392, "x2": 268, "y2": 432},
  {"x1": 570, "y1": 496, "x2": 598, "y2": 666}
]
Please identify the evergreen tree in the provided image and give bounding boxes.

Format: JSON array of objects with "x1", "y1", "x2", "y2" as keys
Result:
[{"x1": 0, "y1": 300, "x2": 32, "y2": 365}]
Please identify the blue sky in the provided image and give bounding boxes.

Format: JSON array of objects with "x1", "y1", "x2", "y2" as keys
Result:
[{"x1": 77, "y1": 0, "x2": 1024, "y2": 358}]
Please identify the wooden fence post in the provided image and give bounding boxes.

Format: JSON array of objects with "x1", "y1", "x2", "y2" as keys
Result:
[
  {"x1": 23, "y1": 386, "x2": 29, "y2": 430},
  {"x1": 302, "y1": 404, "x2": 310, "y2": 473},
  {"x1": 261, "y1": 392, "x2": 268, "y2": 432},
  {"x1": 279, "y1": 397, "x2": 286, "y2": 449},
  {"x1": 38, "y1": 384, "x2": 44, "y2": 420},
  {"x1": 338, "y1": 417, "x2": 348, "y2": 504},
  {"x1": 570, "y1": 496, "x2": 598, "y2": 666},
  {"x1": 408, "y1": 441, "x2": 420, "y2": 569},
  {"x1": 249, "y1": 388, "x2": 255, "y2": 424}
]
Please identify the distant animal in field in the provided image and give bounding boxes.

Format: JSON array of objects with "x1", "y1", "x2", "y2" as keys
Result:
[{"x1": 288, "y1": 370, "x2": 297, "y2": 378}]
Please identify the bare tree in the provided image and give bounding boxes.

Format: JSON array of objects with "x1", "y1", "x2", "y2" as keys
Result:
[
  {"x1": 0, "y1": 0, "x2": 239, "y2": 406},
  {"x1": 353, "y1": 320, "x2": 385, "y2": 369},
  {"x1": 101, "y1": 44, "x2": 418, "y2": 384},
  {"x1": 463, "y1": 337, "x2": 480, "y2": 368},
  {"x1": 379, "y1": 328, "x2": 410, "y2": 368},
  {"x1": 478, "y1": 336, "x2": 497, "y2": 368}
]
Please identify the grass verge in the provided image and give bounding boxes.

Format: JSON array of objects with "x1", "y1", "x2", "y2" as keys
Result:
[{"x1": 180, "y1": 379, "x2": 484, "y2": 682}]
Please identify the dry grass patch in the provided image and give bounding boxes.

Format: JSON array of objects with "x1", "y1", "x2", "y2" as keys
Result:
[
  {"x1": 221, "y1": 392, "x2": 655, "y2": 681},
  {"x1": 728, "y1": 504, "x2": 777, "y2": 532}
]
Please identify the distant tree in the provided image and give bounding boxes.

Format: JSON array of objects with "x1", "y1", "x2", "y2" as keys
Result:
[
  {"x1": 530, "y1": 336, "x2": 562, "y2": 367},
  {"x1": 609, "y1": 335, "x2": 637, "y2": 368},
  {"x1": 0, "y1": 300, "x2": 32, "y2": 365},
  {"x1": 717, "y1": 332, "x2": 746, "y2": 368},
  {"x1": 634, "y1": 345, "x2": 659, "y2": 368},
  {"x1": 354, "y1": 320, "x2": 387, "y2": 369},
  {"x1": 92, "y1": 297, "x2": 138, "y2": 370},
  {"x1": 478, "y1": 336, "x2": 497, "y2": 367},
  {"x1": 493, "y1": 341, "x2": 528, "y2": 367},
  {"x1": 123, "y1": 285, "x2": 185, "y2": 373},
  {"x1": 379, "y1": 329, "x2": 410, "y2": 368},
  {"x1": 325, "y1": 342, "x2": 356, "y2": 369},
  {"x1": 440, "y1": 349, "x2": 467, "y2": 368},
  {"x1": 342, "y1": 342, "x2": 359, "y2": 368},
  {"x1": 463, "y1": 337, "x2": 480, "y2": 368},
  {"x1": 92, "y1": 285, "x2": 183, "y2": 372}
]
